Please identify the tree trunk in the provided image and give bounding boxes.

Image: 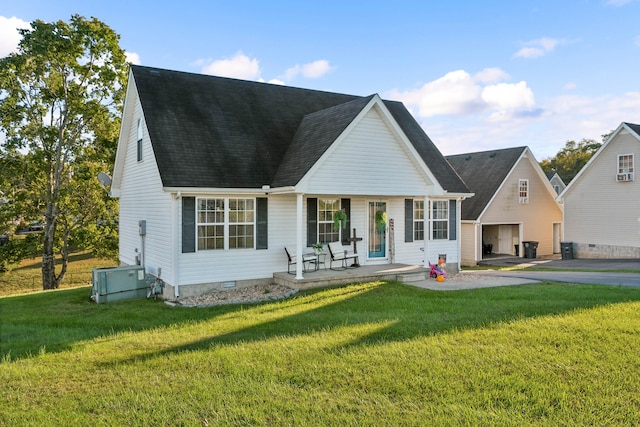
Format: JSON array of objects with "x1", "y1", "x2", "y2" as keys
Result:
[
  {"x1": 55, "y1": 228, "x2": 71, "y2": 287},
  {"x1": 42, "y1": 229, "x2": 57, "y2": 289},
  {"x1": 42, "y1": 206, "x2": 58, "y2": 290}
]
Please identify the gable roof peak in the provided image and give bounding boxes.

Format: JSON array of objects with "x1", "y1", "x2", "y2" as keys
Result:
[{"x1": 119, "y1": 65, "x2": 469, "y2": 193}]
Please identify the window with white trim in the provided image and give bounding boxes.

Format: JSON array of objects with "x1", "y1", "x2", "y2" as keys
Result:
[
  {"x1": 618, "y1": 154, "x2": 634, "y2": 174},
  {"x1": 518, "y1": 179, "x2": 529, "y2": 204},
  {"x1": 196, "y1": 198, "x2": 255, "y2": 250},
  {"x1": 318, "y1": 199, "x2": 340, "y2": 243},
  {"x1": 136, "y1": 119, "x2": 143, "y2": 162},
  {"x1": 229, "y1": 198, "x2": 254, "y2": 249},
  {"x1": 413, "y1": 200, "x2": 424, "y2": 241},
  {"x1": 430, "y1": 200, "x2": 448, "y2": 240}
]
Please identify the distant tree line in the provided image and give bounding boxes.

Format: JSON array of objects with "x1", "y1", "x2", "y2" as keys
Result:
[{"x1": 539, "y1": 132, "x2": 612, "y2": 185}]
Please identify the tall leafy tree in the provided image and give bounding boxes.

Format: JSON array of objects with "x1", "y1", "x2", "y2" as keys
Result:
[
  {"x1": 540, "y1": 137, "x2": 604, "y2": 184},
  {"x1": 0, "y1": 15, "x2": 127, "y2": 289}
]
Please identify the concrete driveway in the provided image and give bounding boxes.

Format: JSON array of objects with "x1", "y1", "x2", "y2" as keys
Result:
[
  {"x1": 408, "y1": 257, "x2": 640, "y2": 290},
  {"x1": 474, "y1": 257, "x2": 640, "y2": 288}
]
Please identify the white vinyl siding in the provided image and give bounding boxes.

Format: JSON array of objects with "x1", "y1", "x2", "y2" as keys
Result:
[
  {"x1": 304, "y1": 107, "x2": 433, "y2": 195},
  {"x1": 118, "y1": 95, "x2": 174, "y2": 280},
  {"x1": 564, "y1": 129, "x2": 640, "y2": 248}
]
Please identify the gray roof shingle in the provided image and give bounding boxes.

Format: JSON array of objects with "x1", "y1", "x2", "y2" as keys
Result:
[
  {"x1": 446, "y1": 147, "x2": 527, "y2": 220},
  {"x1": 624, "y1": 122, "x2": 640, "y2": 136},
  {"x1": 131, "y1": 65, "x2": 469, "y2": 193}
]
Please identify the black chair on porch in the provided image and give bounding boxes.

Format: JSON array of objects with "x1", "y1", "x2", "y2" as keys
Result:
[{"x1": 284, "y1": 247, "x2": 317, "y2": 274}]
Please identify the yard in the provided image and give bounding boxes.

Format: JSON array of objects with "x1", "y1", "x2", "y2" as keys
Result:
[{"x1": 1, "y1": 258, "x2": 640, "y2": 425}]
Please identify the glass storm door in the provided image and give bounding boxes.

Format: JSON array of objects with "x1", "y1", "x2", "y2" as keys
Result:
[{"x1": 368, "y1": 201, "x2": 387, "y2": 258}]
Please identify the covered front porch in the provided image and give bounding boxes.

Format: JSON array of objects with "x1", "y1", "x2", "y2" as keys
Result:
[{"x1": 274, "y1": 263, "x2": 428, "y2": 290}]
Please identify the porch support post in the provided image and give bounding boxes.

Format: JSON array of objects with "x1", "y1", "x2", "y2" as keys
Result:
[
  {"x1": 423, "y1": 195, "x2": 429, "y2": 269},
  {"x1": 296, "y1": 193, "x2": 304, "y2": 280}
]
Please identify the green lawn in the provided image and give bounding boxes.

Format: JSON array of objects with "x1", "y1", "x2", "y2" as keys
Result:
[
  {"x1": 0, "y1": 251, "x2": 115, "y2": 296},
  {"x1": 1, "y1": 280, "x2": 640, "y2": 426}
]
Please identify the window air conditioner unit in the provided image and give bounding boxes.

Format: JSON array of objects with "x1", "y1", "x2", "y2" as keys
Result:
[{"x1": 616, "y1": 173, "x2": 634, "y2": 182}]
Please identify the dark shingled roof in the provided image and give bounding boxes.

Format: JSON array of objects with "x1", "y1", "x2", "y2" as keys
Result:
[
  {"x1": 624, "y1": 122, "x2": 640, "y2": 136},
  {"x1": 446, "y1": 147, "x2": 527, "y2": 220},
  {"x1": 131, "y1": 65, "x2": 469, "y2": 193}
]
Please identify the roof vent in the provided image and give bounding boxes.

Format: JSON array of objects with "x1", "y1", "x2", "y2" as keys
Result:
[
  {"x1": 489, "y1": 153, "x2": 496, "y2": 158},
  {"x1": 465, "y1": 156, "x2": 472, "y2": 160}
]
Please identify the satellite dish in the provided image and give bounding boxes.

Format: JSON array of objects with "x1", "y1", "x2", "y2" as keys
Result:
[{"x1": 97, "y1": 172, "x2": 112, "y2": 187}]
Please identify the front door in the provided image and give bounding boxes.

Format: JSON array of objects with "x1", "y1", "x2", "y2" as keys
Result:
[{"x1": 368, "y1": 201, "x2": 387, "y2": 259}]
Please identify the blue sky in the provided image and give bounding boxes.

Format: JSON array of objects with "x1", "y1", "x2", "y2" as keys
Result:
[{"x1": 2, "y1": 1, "x2": 639, "y2": 159}]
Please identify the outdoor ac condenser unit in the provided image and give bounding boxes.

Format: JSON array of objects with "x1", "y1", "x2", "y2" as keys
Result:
[
  {"x1": 91, "y1": 265, "x2": 147, "y2": 304},
  {"x1": 616, "y1": 173, "x2": 634, "y2": 182}
]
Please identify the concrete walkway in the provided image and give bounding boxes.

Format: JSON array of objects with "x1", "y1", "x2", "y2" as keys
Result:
[{"x1": 405, "y1": 271, "x2": 539, "y2": 291}]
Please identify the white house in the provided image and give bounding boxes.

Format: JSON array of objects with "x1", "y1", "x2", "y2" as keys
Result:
[
  {"x1": 558, "y1": 122, "x2": 640, "y2": 258},
  {"x1": 446, "y1": 147, "x2": 563, "y2": 265},
  {"x1": 111, "y1": 66, "x2": 472, "y2": 298},
  {"x1": 546, "y1": 172, "x2": 566, "y2": 195}
]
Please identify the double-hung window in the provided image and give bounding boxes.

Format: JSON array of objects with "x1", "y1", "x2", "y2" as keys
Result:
[
  {"x1": 518, "y1": 179, "x2": 529, "y2": 204},
  {"x1": 197, "y1": 198, "x2": 225, "y2": 250},
  {"x1": 413, "y1": 200, "x2": 424, "y2": 241},
  {"x1": 229, "y1": 198, "x2": 255, "y2": 249},
  {"x1": 430, "y1": 200, "x2": 448, "y2": 240},
  {"x1": 197, "y1": 198, "x2": 255, "y2": 250},
  {"x1": 318, "y1": 199, "x2": 340, "y2": 243},
  {"x1": 618, "y1": 154, "x2": 634, "y2": 179}
]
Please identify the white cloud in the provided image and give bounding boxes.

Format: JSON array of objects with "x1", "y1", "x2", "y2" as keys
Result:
[
  {"x1": 284, "y1": 59, "x2": 335, "y2": 81},
  {"x1": 200, "y1": 51, "x2": 261, "y2": 80},
  {"x1": 388, "y1": 70, "x2": 483, "y2": 117},
  {"x1": 387, "y1": 68, "x2": 537, "y2": 121},
  {"x1": 563, "y1": 82, "x2": 577, "y2": 91},
  {"x1": 482, "y1": 81, "x2": 535, "y2": 110},
  {"x1": 514, "y1": 37, "x2": 560, "y2": 58},
  {"x1": 0, "y1": 16, "x2": 30, "y2": 57},
  {"x1": 473, "y1": 67, "x2": 510, "y2": 84},
  {"x1": 125, "y1": 51, "x2": 141, "y2": 65},
  {"x1": 386, "y1": 68, "x2": 640, "y2": 159}
]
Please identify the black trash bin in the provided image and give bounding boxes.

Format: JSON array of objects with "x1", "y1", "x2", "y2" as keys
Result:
[
  {"x1": 523, "y1": 241, "x2": 538, "y2": 259},
  {"x1": 560, "y1": 242, "x2": 573, "y2": 260},
  {"x1": 0, "y1": 235, "x2": 8, "y2": 246}
]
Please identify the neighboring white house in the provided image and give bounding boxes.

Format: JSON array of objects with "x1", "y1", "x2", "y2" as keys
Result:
[
  {"x1": 111, "y1": 66, "x2": 473, "y2": 299},
  {"x1": 546, "y1": 172, "x2": 566, "y2": 195},
  {"x1": 558, "y1": 122, "x2": 640, "y2": 259},
  {"x1": 446, "y1": 147, "x2": 563, "y2": 266}
]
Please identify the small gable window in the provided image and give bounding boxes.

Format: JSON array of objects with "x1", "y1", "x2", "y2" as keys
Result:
[
  {"x1": 617, "y1": 154, "x2": 634, "y2": 181},
  {"x1": 518, "y1": 179, "x2": 529, "y2": 204},
  {"x1": 413, "y1": 200, "x2": 424, "y2": 241},
  {"x1": 429, "y1": 200, "x2": 448, "y2": 240},
  {"x1": 136, "y1": 119, "x2": 143, "y2": 162}
]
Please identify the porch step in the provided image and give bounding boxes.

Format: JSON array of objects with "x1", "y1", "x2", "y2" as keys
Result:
[{"x1": 396, "y1": 272, "x2": 427, "y2": 283}]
